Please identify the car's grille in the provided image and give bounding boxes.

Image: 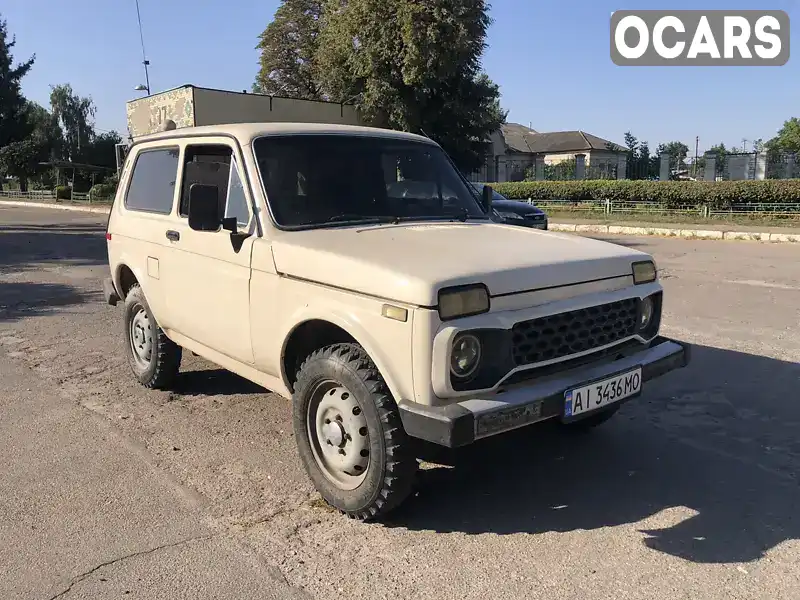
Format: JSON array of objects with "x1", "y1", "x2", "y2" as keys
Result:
[{"x1": 511, "y1": 298, "x2": 639, "y2": 366}]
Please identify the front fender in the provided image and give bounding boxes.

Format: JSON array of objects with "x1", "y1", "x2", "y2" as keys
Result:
[{"x1": 277, "y1": 298, "x2": 415, "y2": 406}]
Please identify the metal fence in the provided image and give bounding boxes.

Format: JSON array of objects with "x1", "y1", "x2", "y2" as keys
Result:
[
  {"x1": 0, "y1": 189, "x2": 112, "y2": 203},
  {"x1": 467, "y1": 150, "x2": 799, "y2": 183},
  {"x1": 525, "y1": 198, "x2": 800, "y2": 222}
]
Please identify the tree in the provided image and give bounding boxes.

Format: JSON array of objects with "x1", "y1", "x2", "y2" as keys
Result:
[
  {"x1": 253, "y1": 0, "x2": 324, "y2": 98},
  {"x1": 766, "y1": 117, "x2": 800, "y2": 154},
  {"x1": 0, "y1": 101, "x2": 59, "y2": 190},
  {"x1": 0, "y1": 15, "x2": 35, "y2": 151},
  {"x1": 315, "y1": 0, "x2": 506, "y2": 173},
  {"x1": 623, "y1": 131, "x2": 638, "y2": 178},
  {"x1": 49, "y1": 83, "x2": 96, "y2": 162},
  {"x1": 82, "y1": 130, "x2": 122, "y2": 171},
  {"x1": 656, "y1": 141, "x2": 690, "y2": 174}
]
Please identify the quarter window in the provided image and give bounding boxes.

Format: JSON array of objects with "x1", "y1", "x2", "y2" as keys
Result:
[{"x1": 124, "y1": 147, "x2": 180, "y2": 214}]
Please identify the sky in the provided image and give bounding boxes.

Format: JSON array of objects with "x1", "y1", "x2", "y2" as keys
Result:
[{"x1": 3, "y1": 0, "x2": 799, "y2": 155}]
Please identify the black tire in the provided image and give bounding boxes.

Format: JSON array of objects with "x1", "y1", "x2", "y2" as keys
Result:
[
  {"x1": 292, "y1": 343, "x2": 417, "y2": 520},
  {"x1": 122, "y1": 283, "x2": 182, "y2": 389},
  {"x1": 560, "y1": 405, "x2": 620, "y2": 433}
]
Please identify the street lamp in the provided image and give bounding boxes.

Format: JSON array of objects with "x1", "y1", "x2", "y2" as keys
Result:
[{"x1": 134, "y1": 83, "x2": 150, "y2": 94}]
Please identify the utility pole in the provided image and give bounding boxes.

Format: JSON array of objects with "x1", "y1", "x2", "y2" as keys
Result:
[{"x1": 694, "y1": 136, "x2": 699, "y2": 178}]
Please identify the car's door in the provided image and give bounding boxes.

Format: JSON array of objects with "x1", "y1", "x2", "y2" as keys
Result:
[
  {"x1": 112, "y1": 144, "x2": 182, "y2": 319},
  {"x1": 160, "y1": 137, "x2": 257, "y2": 365}
]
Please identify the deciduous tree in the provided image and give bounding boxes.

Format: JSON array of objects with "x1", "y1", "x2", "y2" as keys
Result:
[
  {"x1": 253, "y1": 0, "x2": 324, "y2": 98},
  {"x1": 766, "y1": 117, "x2": 800, "y2": 154},
  {"x1": 315, "y1": 0, "x2": 506, "y2": 173},
  {"x1": 49, "y1": 83, "x2": 96, "y2": 162}
]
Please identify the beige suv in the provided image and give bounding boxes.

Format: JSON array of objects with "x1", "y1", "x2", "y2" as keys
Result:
[{"x1": 103, "y1": 122, "x2": 690, "y2": 520}]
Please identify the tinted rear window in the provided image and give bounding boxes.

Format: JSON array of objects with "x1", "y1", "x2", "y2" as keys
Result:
[{"x1": 125, "y1": 147, "x2": 180, "y2": 214}]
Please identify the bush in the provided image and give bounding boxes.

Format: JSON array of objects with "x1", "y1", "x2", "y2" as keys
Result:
[
  {"x1": 489, "y1": 180, "x2": 800, "y2": 209},
  {"x1": 90, "y1": 181, "x2": 117, "y2": 201},
  {"x1": 54, "y1": 185, "x2": 72, "y2": 200}
]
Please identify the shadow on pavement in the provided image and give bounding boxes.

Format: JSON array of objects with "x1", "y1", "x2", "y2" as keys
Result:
[
  {"x1": 0, "y1": 222, "x2": 107, "y2": 274},
  {"x1": 173, "y1": 368, "x2": 267, "y2": 397},
  {"x1": 0, "y1": 281, "x2": 99, "y2": 323},
  {"x1": 390, "y1": 343, "x2": 800, "y2": 566}
]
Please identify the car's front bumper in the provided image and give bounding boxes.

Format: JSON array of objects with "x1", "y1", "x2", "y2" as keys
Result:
[{"x1": 398, "y1": 336, "x2": 690, "y2": 448}]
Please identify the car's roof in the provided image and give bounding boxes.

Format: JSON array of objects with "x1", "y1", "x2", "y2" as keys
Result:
[{"x1": 132, "y1": 122, "x2": 438, "y2": 146}]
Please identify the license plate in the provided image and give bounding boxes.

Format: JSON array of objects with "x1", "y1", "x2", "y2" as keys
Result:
[{"x1": 564, "y1": 368, "x2": 642, "y2": 417}]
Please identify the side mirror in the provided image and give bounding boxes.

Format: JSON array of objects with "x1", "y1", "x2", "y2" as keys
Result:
[
  {"x1": 481, "y1": 184, "x2": 493, "y2": 214},
  {"x1": 187, "y1": 183, "x2": 221, "y2": 231}
]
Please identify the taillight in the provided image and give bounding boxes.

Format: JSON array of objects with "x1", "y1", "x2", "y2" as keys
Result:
[{"x1": 106, "y1": 233, "x2": 112, "y2": 241}]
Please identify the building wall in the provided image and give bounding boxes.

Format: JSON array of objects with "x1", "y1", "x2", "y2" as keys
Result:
[
  {"x1": 543, "y1": 150, "x2": 623, "y2": 166},
  {"x1": 126, "y1": 86, "x2": 196, "y2": 138},
  {"x1": 193, "y1": 88, "x2": 365, "y2": 128},
  {"x1": 126, "y1": 86, "x2": 367, "y2": 138}
]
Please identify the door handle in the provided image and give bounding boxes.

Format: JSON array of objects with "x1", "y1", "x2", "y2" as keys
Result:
[{"x1": 165, "y1": 230, "x2": 180, "y2": 242}]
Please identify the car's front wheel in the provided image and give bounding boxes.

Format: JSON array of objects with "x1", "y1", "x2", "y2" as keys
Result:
[{"x1": 292, "y1": 343, "x2": 417, "y2": 520}]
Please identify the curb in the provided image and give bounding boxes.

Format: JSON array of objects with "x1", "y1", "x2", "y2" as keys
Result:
[
  {"x1": 550, "y1": 222, "x2": 800, "y2": 243},
  {"x1": 2, "y1": 200, "x2": 799, "y2": 243},
  {"x1": 0, "y1": 199, "x2": 111, "y2": 215}
]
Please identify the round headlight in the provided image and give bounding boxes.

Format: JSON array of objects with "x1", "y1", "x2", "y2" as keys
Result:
[
  {"x1": 450, "y1": 333, "x2": 482, "y2": 379},
  {"x1": 639, "y1": 296, "x2": 654, "y2": 329}
]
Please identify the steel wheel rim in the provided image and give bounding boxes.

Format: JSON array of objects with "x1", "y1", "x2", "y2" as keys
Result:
[
  {"x1": 307, "y1": 380, "x2": 370, "y2": 491},
  {"x1": 129, "y1": 305, "x2": 153, "y2": 368}
]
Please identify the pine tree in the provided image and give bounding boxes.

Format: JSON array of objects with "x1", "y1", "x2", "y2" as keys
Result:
[{"x1": 0, "y1": 15, "x2": 35, "y2": 149}]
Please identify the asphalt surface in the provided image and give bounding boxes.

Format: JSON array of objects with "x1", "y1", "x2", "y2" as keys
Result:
[{"x1": 1, "y1": 204, "x2": 799, "y2": 600}]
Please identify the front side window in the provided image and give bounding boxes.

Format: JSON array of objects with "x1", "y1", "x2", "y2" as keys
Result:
[
  {"x1": 179, "y1": 144, "x2": 250, "y2": 228},
  {"x1": 124, "y1": 147, "x2": 180, "y2": 214},
  {"x1": 253, "y1": 134, "x2": 487, "y2": 229}
]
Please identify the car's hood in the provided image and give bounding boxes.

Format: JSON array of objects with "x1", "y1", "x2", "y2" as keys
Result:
[{"x1": 270, "y1": 221, "x2": 650, "y2": 306}]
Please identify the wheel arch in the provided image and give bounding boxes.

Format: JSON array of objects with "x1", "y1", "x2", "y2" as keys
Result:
[
  {"x1": 281, "y1": 315, "x2": 406, "y2": 403},
  {"x1": 114, "y1": 263, "x2": 141, "y2": 299}
]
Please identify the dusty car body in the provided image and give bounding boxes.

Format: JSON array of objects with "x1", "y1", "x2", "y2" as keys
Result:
[{"x1": 103, "y1": 122, "x2": 690, "y2": 520}]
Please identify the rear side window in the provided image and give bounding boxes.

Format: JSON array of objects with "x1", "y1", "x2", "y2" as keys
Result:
[{"x1": 124, "y1": 147, "x2": 180, "y2": 214}]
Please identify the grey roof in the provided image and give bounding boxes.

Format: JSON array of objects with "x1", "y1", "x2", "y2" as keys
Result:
[
  {"x1": 500, "y1": 123, "x2": 539, "y2": 152},
  {"x1": 500, "y1": 123, "x2": 625, "y2": 154}
]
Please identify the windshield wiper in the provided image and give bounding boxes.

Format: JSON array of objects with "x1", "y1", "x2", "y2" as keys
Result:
[{"x1": 326, "y1": 214, "x2": 401, "y2": 225}]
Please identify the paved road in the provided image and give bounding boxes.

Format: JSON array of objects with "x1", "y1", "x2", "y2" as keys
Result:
[{"x1": 2, "y1": 204, "x2": 799, "y2": 600}]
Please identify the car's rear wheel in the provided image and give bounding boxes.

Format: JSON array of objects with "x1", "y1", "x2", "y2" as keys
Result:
[
  {"x1": 292, "y1": 343, "x2": 417, "y2": 520},
  {"x1": 122, "y1": 284, "x2": 182, "y2": 389}
]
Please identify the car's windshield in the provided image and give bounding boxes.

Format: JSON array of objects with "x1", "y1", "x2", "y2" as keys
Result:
[{"x1": 253, "y1": 134, "x2": 488, "y2": 228}]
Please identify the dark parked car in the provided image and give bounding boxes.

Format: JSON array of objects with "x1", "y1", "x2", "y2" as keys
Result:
[{"x1": 471, "y1": 183, "x2": 548, "y2": 230}]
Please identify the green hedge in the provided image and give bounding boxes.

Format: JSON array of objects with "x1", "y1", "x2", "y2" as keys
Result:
[
  {"x1": 89, "y1": 182, "x2": 117, "y2": 200},
  {"x1": 489, "y1": 180, "x2": 800, "y2": 209},
  {"x1": 54, "y1": 185, "x2": 71, "y2": 200}
]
